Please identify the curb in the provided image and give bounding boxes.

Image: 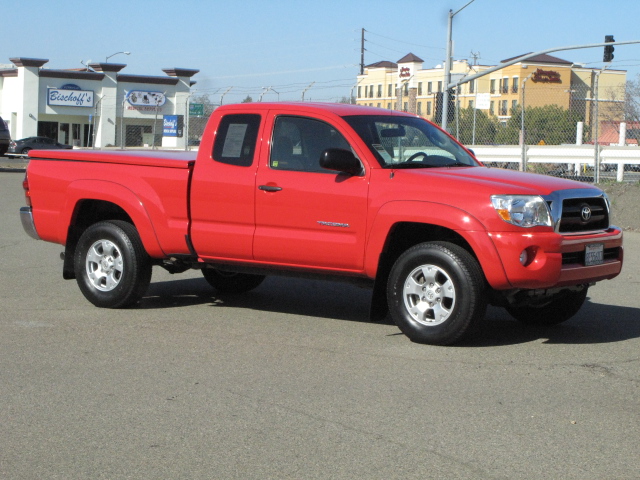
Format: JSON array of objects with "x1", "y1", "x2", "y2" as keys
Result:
[{"x1": 0, "y1": 157, "x2": 28, "y2": 172}]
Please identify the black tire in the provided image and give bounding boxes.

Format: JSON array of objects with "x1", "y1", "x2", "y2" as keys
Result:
[
  {"x1": 387, "y1": 242, "x2": 487, "y2": 345},
  {"x1": 74, "y1": 220, "x2": 152, "y2": 308},
  {"x1": 202, "y1": 268, "x2": 265, "y2": 294},
  {"x1": 506, "y1": 288, "x2": 588, "y2": 326},
  {"x1": 21, "y1": 147, "x2": 31, "y2": 155}
]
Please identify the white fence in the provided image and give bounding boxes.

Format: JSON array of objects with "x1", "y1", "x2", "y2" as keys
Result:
[{"x1": 470, "y1": 145, "x2": 640, "y2": 182}]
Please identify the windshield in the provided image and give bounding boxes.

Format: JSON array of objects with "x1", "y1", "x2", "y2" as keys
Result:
[{"x1": 343, "y1": 115, "x2": 479, "y2": 169}]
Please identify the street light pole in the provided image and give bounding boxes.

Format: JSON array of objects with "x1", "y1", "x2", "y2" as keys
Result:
[
  {"x1": 106, "y1": 51, "x2": 130, "y2": 62},
  {"x1": 442, "y1": 0, "x2": 476, "y2": 132}
]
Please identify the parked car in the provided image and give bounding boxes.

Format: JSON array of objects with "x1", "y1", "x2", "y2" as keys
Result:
[
  {"x1": 0, "y1": 116, "x2": 11, "y2": 156},
  {"x1": 8, "y1": 136, "x2": 72, "y2": 155}
]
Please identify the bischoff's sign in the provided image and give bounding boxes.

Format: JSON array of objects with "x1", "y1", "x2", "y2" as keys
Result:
[{"x1": 47, "y1": 88, "x2": 94, "y2": 107}]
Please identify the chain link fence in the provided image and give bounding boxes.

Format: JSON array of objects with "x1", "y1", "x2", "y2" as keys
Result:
[
  {"x1": 448, "y1": 83, "x2": 640, "y2": 182},
  {"x1": 112, "y1": 84, "x2": 639, "y2": 182}
]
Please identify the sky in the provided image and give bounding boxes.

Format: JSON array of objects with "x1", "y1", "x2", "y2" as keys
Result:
[{"x1": 5, "y1": 0, "x2": 640, "y2": 105}]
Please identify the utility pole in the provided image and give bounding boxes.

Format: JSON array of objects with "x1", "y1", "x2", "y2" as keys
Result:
[
  {"x1": 301, "y1": 82, "x2": 315, "y2": 101},
  {"x1": 220, "y1": 87, "x2": 233, "y2": 105},
  {"x1": 442, "y1": 0, "x2": 476, "y2": 132},
  {"x1": 360, "y1": 28, "x2": 365, "y2": 75}
]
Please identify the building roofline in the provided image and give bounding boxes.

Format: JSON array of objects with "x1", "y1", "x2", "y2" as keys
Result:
[
  {"x1": 89, "y1": 63, "x2": 127, "y2": 73},
  {"x1": 39, "y1": 69, "x2": 105, "y2": 81},
  {"x1": 0, "y1": 68, "x2": 18, "y2": 77},
  {"x1": 397, "y1": 53, "x2": 424, "y2": 63},
  {"x1": 162, "y1": 68, "x2": 200, "y2": 78},
  {"x1": 501, "y1": 52, "x2": 573, "y2": 65},
  {"x1": 117, "y1": 73, "x2": 179, "y2": 85},
  {"x1": 9, "y1": 57, "x2": 49, "y2": 68}
]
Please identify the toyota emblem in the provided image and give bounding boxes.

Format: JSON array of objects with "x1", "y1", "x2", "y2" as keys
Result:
[{"x1": 581, "y1": 205, "x2": 592, "y2": 222}]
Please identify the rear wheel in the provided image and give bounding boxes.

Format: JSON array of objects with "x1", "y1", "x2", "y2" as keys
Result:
[
  {"x1": 74, "y1": 221, "x2": 152, "y2": 308},
  {"x1": 21, "y1": 147, "x2": 31, "y2": 155},
  {"x1": 202, "y1": 268, "x2": 265, "y2": 294},
  {"x1": 387, "y1": 242, "x2": 487, "y2": 345},
  {"x1": 506, "y1": 287, "x2": 588, "y2": 326}
]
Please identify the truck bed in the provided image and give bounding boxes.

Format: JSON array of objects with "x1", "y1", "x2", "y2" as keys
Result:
[
  {"x1": 26, "y1": 149, "x2": 196, "y2": 257},
  {"x1": 28, "y1": 148, "x2": 197, "y2": 169}
]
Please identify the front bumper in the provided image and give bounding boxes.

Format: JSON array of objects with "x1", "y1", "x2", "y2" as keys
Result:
[
  {"x1": 488, "y1": 227, "x2": 623, "y2": 289},
  {"x1": 20, "y1": 206, "x2": 40, "y2": 240}
]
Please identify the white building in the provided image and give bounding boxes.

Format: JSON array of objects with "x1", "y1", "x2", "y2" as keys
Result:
[{"x1": 0, "y1": 57, "x2": 198, "y2": 149}]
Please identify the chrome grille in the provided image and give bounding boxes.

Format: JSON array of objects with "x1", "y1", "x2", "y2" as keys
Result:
[
  {"x1": 543, "y1": 189, "x2": 611, "y2": 234},
  {"x1": 559, "y1": 197, "x2": 609, "y2": 233}
]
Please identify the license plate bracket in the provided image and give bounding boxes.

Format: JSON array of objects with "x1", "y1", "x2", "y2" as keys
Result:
[{"x1": 585, "y1": 243, "x2": 604, "y2": 266}]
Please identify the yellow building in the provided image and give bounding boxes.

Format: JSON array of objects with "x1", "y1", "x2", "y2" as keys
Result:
[{"x1": 356, "y1": 53, "x2": 626, "y2": 127}]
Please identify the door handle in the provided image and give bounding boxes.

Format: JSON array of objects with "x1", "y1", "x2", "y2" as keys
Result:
[{"x1": 259, "y1": 185, "x2": 282, "y2": 192}]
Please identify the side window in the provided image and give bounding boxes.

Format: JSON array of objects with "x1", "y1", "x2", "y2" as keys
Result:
[
  {"x1": 270, "y1": 116, "x2": 351, "y2": 173},
  {"x1": 212, "y1": 114, "x2": 261, "y2": 167}
]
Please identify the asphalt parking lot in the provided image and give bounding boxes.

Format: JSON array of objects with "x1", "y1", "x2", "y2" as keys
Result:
[{"x1": 1, "y1": 170, "x2": 639, "y2": 479}]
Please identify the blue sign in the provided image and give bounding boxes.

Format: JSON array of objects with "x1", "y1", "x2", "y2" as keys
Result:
[{"x1": 163, "y1": 115, "x2": 179, "y2": 137}]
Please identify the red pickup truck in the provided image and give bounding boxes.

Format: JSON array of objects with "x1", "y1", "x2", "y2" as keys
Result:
[{"x1": 20, "y1": 102, "x2": 623, "y2": 345}]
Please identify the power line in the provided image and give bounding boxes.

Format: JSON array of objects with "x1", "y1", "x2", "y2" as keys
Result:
[{"x1": 365, "y1": 29, "x2": 444, "y2": 52}]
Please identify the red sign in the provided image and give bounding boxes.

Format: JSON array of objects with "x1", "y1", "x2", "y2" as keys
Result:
[
  {"x1": 532, "y1": 68, "x2": 562, "y2": 84},
  {"x1": 399, "y1": 67, "x2": 411, "y2": 78}
]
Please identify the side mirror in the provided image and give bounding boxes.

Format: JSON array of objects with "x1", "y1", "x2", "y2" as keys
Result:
[{"x1": 319, "y1": 148, "x2": 363, "y2": 176}]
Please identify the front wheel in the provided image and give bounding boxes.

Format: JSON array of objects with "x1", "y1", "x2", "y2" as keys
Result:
[
  {"x1": 387, "y1": 242, "x2": 487, "y2": 345},
  {"x1": 202, "y1": 268, "x2": 265, "y2": 293},
  {"x1": 74, "y1": 221, "x2": 152, "y2": 308},
  {"x1": 506, "y1": 288, "x2": 588, "y2": 326}
]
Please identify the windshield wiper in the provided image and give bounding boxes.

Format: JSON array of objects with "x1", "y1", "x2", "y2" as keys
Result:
[
  {"x1": 386, "y1": 163, "x2": 439, "y2": 169},
  {"x1": 446, "y1": 161, "x2": 474, "y2": 167}
]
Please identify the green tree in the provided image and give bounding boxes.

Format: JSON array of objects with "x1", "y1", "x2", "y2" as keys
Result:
[
  {"x1": 338, "y1": 95, "x2": 356, "y2": 104},
  {"x1": 453, "y1": 106, "x2": 499, "y2": 145},
  {"x1": 496, "y1": 104, "x2": 584, "y2": 146},
  {"x1": 241, "y1": 95, "x2": 253, "y2": 103}
]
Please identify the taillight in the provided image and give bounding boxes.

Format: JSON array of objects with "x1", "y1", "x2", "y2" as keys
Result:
[{"x1": 23, "y1": 173, "x2": 32, "y2": 207}]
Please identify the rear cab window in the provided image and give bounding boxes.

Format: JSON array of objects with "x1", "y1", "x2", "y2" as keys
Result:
[{"x1": 212, "y1": 114, "x2": 261, "y2": 167}]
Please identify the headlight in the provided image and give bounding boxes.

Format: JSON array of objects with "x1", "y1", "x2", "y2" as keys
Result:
[{"x1": 491, "y1": 195, "x2": 552, "y2": 228}]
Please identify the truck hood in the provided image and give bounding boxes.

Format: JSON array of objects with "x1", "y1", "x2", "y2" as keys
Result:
[
  {"x1": 393, "y1": 166, "x2": 601, "y2": 196},
  {"x1": 374, "y1": 166, "x2": 605, "y2": 233}
]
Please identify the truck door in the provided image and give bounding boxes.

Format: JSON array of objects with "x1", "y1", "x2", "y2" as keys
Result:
[
  {"x1": 254, "y1": 114, "x2": 369, "y2": 272},
  {"x1": 189, "y1": 113, "x2": 262, "y2": 261}
]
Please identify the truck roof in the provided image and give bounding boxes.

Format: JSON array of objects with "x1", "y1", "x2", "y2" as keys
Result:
[{"x1": 217, "y1": 102, "x2": 415, "y2": 118}]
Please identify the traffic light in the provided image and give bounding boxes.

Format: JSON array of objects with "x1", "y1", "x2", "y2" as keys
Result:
[
  {"x1": 603, "y1": 35, "x2": 615, "y2": 62},
  {"x1": 447, "y1": 88, "x2": 456, "y2": 124}
]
